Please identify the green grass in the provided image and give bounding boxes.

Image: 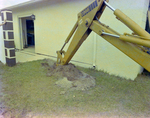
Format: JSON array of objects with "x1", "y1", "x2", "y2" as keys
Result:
[{"x1": 1, "y1": 60, "x2": 150, "y2": 117}]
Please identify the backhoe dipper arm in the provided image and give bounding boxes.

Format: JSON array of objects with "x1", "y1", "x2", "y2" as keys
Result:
[
  {"x1": 57, "y1": 0, "x2": 150, "y2": 72},
  {"x1": 57, "y1": 0, "x2": 108, "y2": 65}
]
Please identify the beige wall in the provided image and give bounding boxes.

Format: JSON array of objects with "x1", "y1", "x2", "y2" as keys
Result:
[
  {"x1": 0, "y1": 16, "x2": 6, "y2": 64},
  {"x1": 96, "y1": 0, "x2": 149, "y2": 79},
  {"x1": 12, "y1": 0, "x2": 149, "y2": 80}
]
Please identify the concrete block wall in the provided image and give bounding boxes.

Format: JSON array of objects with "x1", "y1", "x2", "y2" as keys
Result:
[{"x1": 0, "y1": 9, "x2": 16, "y2": 66}]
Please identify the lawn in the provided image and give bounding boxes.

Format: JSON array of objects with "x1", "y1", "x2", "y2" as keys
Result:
[{"x1": 0, "y1": 59, "x2": 150, "y2": 117}]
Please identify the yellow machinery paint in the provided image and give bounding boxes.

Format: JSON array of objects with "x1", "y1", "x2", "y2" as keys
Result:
[
  {"x1": 57, "y1": 0, "x2": 150, "y2": 72},
  {"x1": 148, "y1": 10, "x2": 150, "y2": 30}
]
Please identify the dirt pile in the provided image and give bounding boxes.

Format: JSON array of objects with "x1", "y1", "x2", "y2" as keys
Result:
[{"x1": 42, "y1": 60, "x2": 96, "y2": 91}]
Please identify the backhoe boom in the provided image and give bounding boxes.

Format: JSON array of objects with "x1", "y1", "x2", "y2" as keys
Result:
[{"x1": 57, "y1": 0, "x2": 150, "y2": 72}]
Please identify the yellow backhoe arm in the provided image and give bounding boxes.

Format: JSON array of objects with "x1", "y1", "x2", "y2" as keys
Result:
[{"x1": 57, "y1": 0, "x2": 150, "y2": 72}]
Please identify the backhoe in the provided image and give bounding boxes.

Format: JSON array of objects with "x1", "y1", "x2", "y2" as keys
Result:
[{"x1": 57, "y1": 0, "x2": 150, "y2": 72}]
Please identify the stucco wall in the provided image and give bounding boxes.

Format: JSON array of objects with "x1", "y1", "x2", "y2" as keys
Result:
[
  {"x1": 96, "y1": 0, "x2": 149, "y2": 79},
  {"x1": 12, "y1": 0, "x2": 149, "y2": 80},
  {"x1": 0, "y1": 16, "x2": 6, "y2": 64},
  {"x1": 13, "y1": 0, "x2": 94, "y2": 67}
]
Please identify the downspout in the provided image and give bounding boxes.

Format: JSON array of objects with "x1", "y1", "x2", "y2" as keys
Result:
[{"x1": 93, "y1": 33, "x2": 97, "y2": 68}]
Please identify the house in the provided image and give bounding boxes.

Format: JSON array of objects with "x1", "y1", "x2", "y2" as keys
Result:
[{"x1": 0, "y1": 0, "x2": 149, "y2": 80}]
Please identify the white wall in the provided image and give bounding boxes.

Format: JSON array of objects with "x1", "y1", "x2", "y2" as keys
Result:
[
  {"x1": 95, "y1": 0, "x2": 149, "y2": 79},
  {"x1": 0, "y1": 16, "x2": 6, "y2": 64},
  {"x1": 11, "y1": 0, "x2": 149, "y2": 80}
]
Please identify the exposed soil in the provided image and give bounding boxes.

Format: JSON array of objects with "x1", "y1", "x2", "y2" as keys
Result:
[{"x1": 42, "y1": 60, "x2": 96, "y2": 91}]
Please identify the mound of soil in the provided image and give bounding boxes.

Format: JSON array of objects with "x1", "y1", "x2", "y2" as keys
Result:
[{"x1": 42, "y1": 60, "x2": 96, "y2": 91}]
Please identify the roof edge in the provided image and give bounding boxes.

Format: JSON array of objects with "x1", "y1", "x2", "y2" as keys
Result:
[{"x1": 0, "y1": 0, "x2": 46, "y2": 11}]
